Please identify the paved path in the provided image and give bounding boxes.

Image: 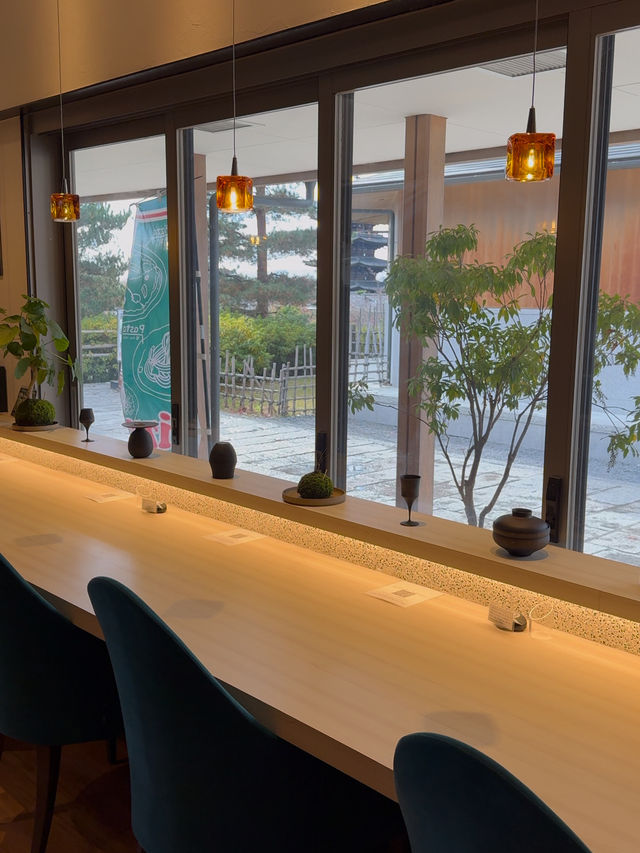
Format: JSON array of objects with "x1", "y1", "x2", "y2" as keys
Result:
[{"x1": 83, "y1": 382, "x2": 640, "y2": 566}]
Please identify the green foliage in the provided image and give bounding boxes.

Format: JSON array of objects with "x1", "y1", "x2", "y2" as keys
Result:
[
  {"x1": 14, "y1": 398, "x2": 56, "y2": 426},
  {"x1": 258, "y1": 306, "x2": 315, "y2": 368},
  {"x1": 0, "y1": 295, "x2": 75, "y2": 396},
  {"x1": 81, "y1": 312, "x2": 118, "y2": 331},
  {"x1": 80, "y1": 313, "x2": 118, "y2": 383},
  {"x1": 297, "y1": 471, "x2": 334, "y2": 498},
  {"x1": 386, "y1": 225, "x2": 544, "y2": 527},
  {"x1": 593, "y1": 292, "x2": 640, "y2": 466},
  {"x1": 219, "y1": 311, "x2": 270, "y2": 368},
  {"x1": 77, "y1": 202, "x2": 130, "y2": 318},
  {"x1": 219, "y1": 307, "x2": 315, "y2": 371},
  {"x1": 348, "y1": 378, "x2": 376, "y2": 414},
  {"x1": 385, "y1": 224, "x2": 639, "y2": 527}
]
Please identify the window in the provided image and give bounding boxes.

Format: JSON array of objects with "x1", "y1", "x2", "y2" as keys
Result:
[
  {"x1": 579, "y1": 26, "x2": 640, "y2": 565},
  {"x1": 27, "y1": 0, "x2": 639, "y2": 581},
  {"x1": 337, "y1": 52, "x2": 566, "y2": 529},
  {"x1": 179, "y1": 104, "x2": 319, "y2": 476},
  {"x1": 73, "y1": 136, "x2": 169, "y2": 449}
]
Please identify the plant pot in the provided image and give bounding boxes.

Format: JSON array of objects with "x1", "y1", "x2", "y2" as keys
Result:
[
  {"x1": 209, "y1": 441, "x2": 237, "y2": 479},
  {"x1": 492, "y1": 507, "x2": 550, "y2": 557}
]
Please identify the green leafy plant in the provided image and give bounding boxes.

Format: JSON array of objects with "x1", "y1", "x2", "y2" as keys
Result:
[
  {"x1": 383, "y1": 225, "x2": 640, "y2": 527},
  {"x1": 0, "y1": 294, "x2": 76, "y2": 400}
]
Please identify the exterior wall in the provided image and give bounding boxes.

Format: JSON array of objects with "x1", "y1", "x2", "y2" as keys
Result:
[{"x1": 444, "y1": 167, "x2": 640, "y2": 306}]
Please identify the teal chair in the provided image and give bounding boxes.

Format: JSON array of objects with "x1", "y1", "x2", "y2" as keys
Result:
[
  {"x1": 88, "y1": 576, "x2": 409, "y2": 853},
  {"x1": 0, "y1": 553, "x2": 122, "y2": 853},
  {"x1": 393, "y1": 733, "x2": 591, "y2": 852}
]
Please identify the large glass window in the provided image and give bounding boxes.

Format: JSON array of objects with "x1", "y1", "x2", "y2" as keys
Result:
[
  {"x1": 179, "y1": 104, "x2": 318, "y2": 476},
  {"x1": 581, "y1": 27, "x2": 640, "y2": 565},
  {"x1": 72, "y1": 136, "x2": 169, "y2": 449},
  {"x1": 340, "y1": 51, "x2": 566, "y2": 528}
]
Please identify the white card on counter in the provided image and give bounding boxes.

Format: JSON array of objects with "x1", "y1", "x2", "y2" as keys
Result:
[
  {"x1": 86, "y1": 491, "x2": 132, "y2": 503},
  {"x1": 367, "y1": 581, "x2": 443, "y2": 607},
  {"x1": 205, "y1": 529, "x2": 266, "y2": 546}
]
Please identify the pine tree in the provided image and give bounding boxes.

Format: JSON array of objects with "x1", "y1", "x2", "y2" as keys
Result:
[
  {"x1": 217, "y1": 183, "x2": 316, "y2": 317},
  {"x1": 77, "y1": 202, "x2": 130, "y2": 319}
]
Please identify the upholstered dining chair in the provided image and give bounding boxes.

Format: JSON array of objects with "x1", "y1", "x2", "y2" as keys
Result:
[
  {"x1": 88, "y1": 576, "x2": 410, "y2": 853},
  {"x1": 0, "y1": 553, "x2": 122, "y2": 853},
  {"x1": 393, "y1": 732, "x2": 592, "y2": 853}
]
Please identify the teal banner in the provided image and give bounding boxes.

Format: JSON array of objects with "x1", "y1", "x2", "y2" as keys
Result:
[{"x1": 121, "y1": 197, "x2": 171, "y2": 449}]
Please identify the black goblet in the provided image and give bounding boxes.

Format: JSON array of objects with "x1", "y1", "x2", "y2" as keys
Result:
[
  {"x1": 79, "y1": 408, "x2": 95, "y2": 442},
  {"x1": 400, "y1": 474, "x2": 421, "y2": 527}
]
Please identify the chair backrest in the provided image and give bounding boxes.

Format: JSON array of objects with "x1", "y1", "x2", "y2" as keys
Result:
[
  {"x1": 394, "y1": 732, "x2": 592, "y2": 853},
  {"x1": 87, "y1": 576, "x2": 286, "y2": 853},
  {"x1": 0, "y1": 553, "x2": 120, "y2": 745}
]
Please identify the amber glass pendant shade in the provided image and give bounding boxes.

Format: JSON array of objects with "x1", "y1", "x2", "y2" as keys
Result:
[
  {"x1": 217, "y1": 157, "x2": 253, "y2": 213},
  {"x1": 50, "y1": 191, "x2": 80, "y2": 222},
  {"x1": 506, "y1": 107, "x2": 555, "y2": 183}
]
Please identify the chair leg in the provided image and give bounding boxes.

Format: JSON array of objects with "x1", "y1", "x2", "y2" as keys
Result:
[{"x1": 32, "y1": 744, "x2": 61, "y2": 853}]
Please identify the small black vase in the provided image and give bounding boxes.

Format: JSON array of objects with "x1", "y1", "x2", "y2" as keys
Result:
[
  {"x1": 209, "y1": 441, "x2": 237, "y2": 479},
  {"x1": 128, "y1": 426, "x2": 154, "y2": 459}
]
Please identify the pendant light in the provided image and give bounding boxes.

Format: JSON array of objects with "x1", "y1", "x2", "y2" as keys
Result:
[
  {"x1": 506, "y1": 0, "x2": 556, "y2": 182},
  {"x1": 50, "y1": 0, "x2": 79, "y2": 222},
  {"x1": 216, "y1": 0, "x2": 253, "y2": 212}
]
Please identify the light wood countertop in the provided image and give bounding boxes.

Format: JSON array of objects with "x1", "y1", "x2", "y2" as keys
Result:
[
  {"x1": 1, "y1": 418, "x2": 640, "y2": 624},
  {"x1": 0, "y1": 454, "x2": 638, "y2": 852}
]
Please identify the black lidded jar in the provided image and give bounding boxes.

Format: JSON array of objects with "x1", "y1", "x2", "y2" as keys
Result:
[{"x1": 492, "y1": 507, "x2": 550, "y2": 557}]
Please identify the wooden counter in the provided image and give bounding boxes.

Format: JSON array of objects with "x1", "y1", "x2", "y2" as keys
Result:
[
  {"x1": 0, "y1": 454, "x2": 638, "y2": 852},
  {"x1": 1, "y1": 419, "x2": 640, "y2": 624}
]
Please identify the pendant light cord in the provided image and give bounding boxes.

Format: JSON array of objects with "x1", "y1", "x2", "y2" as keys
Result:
[
  {"x1": 232, "y1": 0, "x2": 237, "y2": 160},
  {"x1": 56, "y1": 0, "x2": 68, "y2": 190},
  {"x1": 531, "y1": 0, "x2": 539, "y2": 109}
]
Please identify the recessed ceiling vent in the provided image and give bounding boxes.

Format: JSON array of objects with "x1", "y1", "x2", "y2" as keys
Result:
[
  {"x1": 198, "y1": 119, "x2": 257, "y2": 134},
  {"x1": 481, "y1": 48, "x2": 566, "y2": 78}
]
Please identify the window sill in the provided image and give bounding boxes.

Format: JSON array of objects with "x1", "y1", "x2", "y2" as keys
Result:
[{"x1": 1, "y1": 417, "x2": 639, "y2": 624}]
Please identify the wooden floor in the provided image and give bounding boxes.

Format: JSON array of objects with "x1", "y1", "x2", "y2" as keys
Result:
[{"x1": 0, "y1": 738, "x2": 137, "y2": 853}]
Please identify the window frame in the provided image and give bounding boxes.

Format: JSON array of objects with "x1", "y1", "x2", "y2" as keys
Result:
[{"x1": 20, "y1": 0, "x2": 640, "y2": 570}]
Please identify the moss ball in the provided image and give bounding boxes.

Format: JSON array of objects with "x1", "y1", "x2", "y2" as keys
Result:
[
  {"x1": 14, "y1": 398, "x2": 56, "y2": 426},
  {"x1": 297, "y1": 471, "x2": 334, "y2": 499}
]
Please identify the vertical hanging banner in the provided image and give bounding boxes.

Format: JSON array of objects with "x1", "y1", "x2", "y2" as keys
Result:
[{"x1": 121, "y1": 197, "x2": 172, "y2": 449}]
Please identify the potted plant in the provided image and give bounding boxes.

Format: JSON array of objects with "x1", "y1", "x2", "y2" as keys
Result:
[{"x1": 0, "y1": 294, "x2": 76, "y2": 428}]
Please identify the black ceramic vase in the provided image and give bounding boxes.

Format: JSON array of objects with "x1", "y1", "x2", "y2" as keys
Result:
[
  {"x1": 128, "y1": 426, "x2": 154, "y2": 459},
  {"x1": 209, "y1": 441, "x2": 237, "y2": 479},
  {"x1": 492, "y1": 507, "x2": 550, "y2": 557}
]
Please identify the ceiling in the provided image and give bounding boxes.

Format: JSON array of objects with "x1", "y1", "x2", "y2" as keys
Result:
[{"x1": 74, "y1": 29, "x2": 640, "y2": 198}]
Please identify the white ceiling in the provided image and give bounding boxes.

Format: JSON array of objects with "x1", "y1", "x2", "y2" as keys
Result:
[{"x1": 74, "y1": 29, "x2": 640, "y2": 198}]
